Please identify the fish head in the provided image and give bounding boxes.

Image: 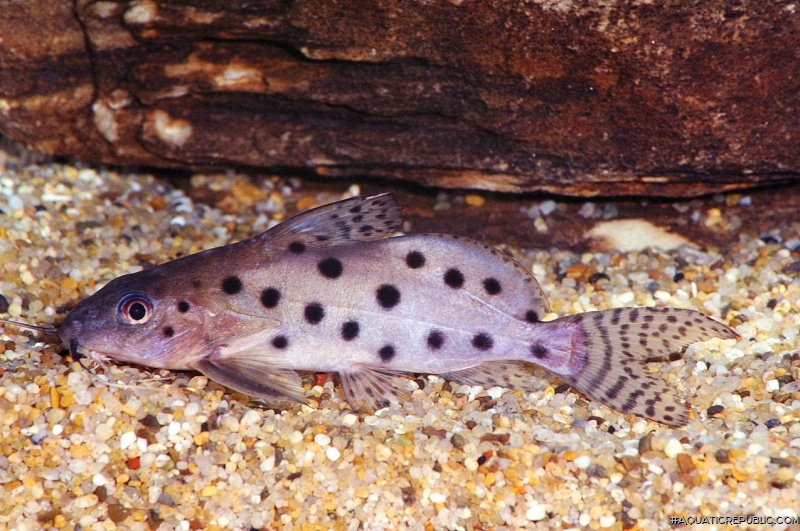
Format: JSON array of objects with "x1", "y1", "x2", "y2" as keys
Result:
[{"x1": 59, "y1": 263, "x2": 211, "y2": 370}]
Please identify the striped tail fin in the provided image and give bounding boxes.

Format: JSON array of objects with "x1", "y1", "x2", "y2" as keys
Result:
[{"x1": 553, "y1": 307, "x2": 737, "y2": 426}]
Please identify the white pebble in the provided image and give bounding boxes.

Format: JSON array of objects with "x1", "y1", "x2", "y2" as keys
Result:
[
  {"x1": 73, "y1": 494, "x2": 98, "y2": 508},
  {"x1": 341, "y1": 413, "x2": 358, "y2": 427},
  {"x1": 374, "y1": 444, "x2": 392, "y2": 461},
  {"x1": 464, "y1": 457, "x2": 479, "y2": 471},
  {"x1": 314, "y1": 433, "x2": 331, "y2": 446},
  {"x1": 120, "y1": 431, "x2": 138, "y2": 450},
  {"x1": 600, "y1": 515, "x2": 617, "y2": 528},
  {"x1": 92, "y1": 473, "x2": 107, "y2": 487},
  {"x1": 765, "y1": 379, "x2": 780, "y2": 392},
  {"x1": 526, "y1": 502, "x2": 547, "y2": 521},
  {"x1": 240, "y1": 409, "x2": 261, "y2": 427},
  {"x1": 664, "y1": 438, "x2": 684, "y2": 458},
  {"x1": 73, "y1": 390, "x2": 93, "y2": 406},
  {"x1": 573, "y1": 455, "x2": 592, "y2": 470},
  {"x1": 68, "y1": 459, "x2": 88, "y2": 474},
  {"x1": 429, "y1": 492, "x2": 447, "y2": 504},
  {"x1": 486, "y1": 386, "x2": 505, "y2": 399},
  {"x1": 184, "y1": 402, "x2": 201, "y2": 417},
  {"x1": 325, "y1": 447, "x2": 341, "y2": 462},
  {"x1": 260, "y1": 455, "x2": 275, "y2": 472},
  {"x1": 94, "y1": 423, "x2": 115, "y2": 441},
  {"x1": 219, "y1": 415, "x2": 240, "y2": 432}
]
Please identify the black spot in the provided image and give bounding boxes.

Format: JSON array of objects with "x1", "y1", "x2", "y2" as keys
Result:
[
  {"x1": 176, "y1": 301, "x2": 190, "y2": 314},
  {"x1": 304, "y1": 303, "x2": 325, "y2": 324},
  {"x1": 405, "y1": 251, "x2": 426, "y2": 269},
  {"x1": 427, "y1": 330, "x2": 445, "y2": 350},
  {"x1": 349, "y1": 205, "x2": 362, "y2": 214},
  {"x1": 352, "y1": 214, "x2": 364, "y2": 223},
  {"x1": 378, "y1": 344, "x2": 396, "y2": 362},
  {"x1": 315, "y1": 235, "x2": 330, "y2": 242},
  {"x1": 272, "y1": 335, "x2": 288, "y2": 349},
  {"x1": 288, "y1": 241, "x2": 306, "y2": 254},
  {"x1": 525, "y1": 310, "x2": 539, "y2": 323},
  {"x1": 530, "y1": 344, "x2": 548, "y2": 359},
  {"x1": 318, "y1": 257, "x2": 343, "y2": 279},
  {"x1": 359, "y1": 225, "x2": 374, "y2": 233},
  {"x1": 341, "y1": 321, "x2": 360, "y2": 341},
  {"x1": 444, "y1": 268, "x2": 464, "y2": 289},
  {"x1": 376, "y1": 284, "x2": 401, "y2": 309},
  {"x1": 222, "y1": 276, "x2": 243, "y2": 295},
  {"x1": 191, "y1": 280, "x2": 202, "y2": 288},
  {"x1": 472, "y1": 333, "x2": 494, "y2": 351},
  {"x1": 483, "y1": 277, "x2": 502, "y2": 295},
  {"x1": 163, "y1": 326, "x2": 175, "y2": 338},
  {"x1": 260, "y1": 288, "x2": 281, "y2": 308}
]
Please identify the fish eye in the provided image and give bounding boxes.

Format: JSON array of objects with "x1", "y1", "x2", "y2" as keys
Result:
[{"x1": 117, "y1": 293, "x2": 154, "y2": 325}]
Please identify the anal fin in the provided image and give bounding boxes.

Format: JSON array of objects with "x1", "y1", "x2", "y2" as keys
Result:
[
  {"x1": 442, "y1": 360, "x2": 545, "y2": 394},
  {"x1": 192, "y1": 349, "x2": 307, "y2": 404},
  {"x1": 339, "y1": 365, "x2": 413, "y2": 411}
]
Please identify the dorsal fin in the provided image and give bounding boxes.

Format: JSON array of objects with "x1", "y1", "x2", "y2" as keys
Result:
[{"x1": 259, "y1": 193, "x2": 403, "y2": 250}]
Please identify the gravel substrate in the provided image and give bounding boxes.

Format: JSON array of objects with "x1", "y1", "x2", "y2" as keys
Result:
[{"x1": 1, "y1": 165, "x2": 798, "y2": 530}]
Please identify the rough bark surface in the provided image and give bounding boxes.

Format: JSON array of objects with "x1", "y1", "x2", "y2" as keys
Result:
[{"x1": 0, "y1": 1, "x2": 798, "y2": 196}]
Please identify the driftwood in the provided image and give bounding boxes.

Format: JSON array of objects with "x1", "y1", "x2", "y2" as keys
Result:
[{"x1": 0, "y1": 1, "x2": 798, "y2": 196}]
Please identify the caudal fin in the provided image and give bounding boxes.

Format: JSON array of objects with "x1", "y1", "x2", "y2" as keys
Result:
[{"x1": 555, "y1": 307, "x2": 737, "y2": 426}]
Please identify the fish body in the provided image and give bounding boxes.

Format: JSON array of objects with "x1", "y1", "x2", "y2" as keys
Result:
[{"x1": 60, "y1": 193, "x2": 737, "y2": 426}]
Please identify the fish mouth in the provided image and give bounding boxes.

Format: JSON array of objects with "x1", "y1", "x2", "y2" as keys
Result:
[{"x1": 64, "y1": 336, "x2": 111, "y2": 366}]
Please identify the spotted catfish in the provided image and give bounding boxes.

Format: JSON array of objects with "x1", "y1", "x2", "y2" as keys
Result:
[{"x1": 59, "y1": 193, "x2": 737, "y2": 426}]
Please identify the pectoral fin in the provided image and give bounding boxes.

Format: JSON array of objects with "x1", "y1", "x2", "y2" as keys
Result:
[
  {"x1": 192, "y1": 347, "x2": 307, "y2": 403},
  {"x1": 339, "y1": 365, "x2": 413, "y2": 411}
]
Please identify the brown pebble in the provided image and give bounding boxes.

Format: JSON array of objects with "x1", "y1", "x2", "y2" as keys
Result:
[
  {"x1": 140, "y1": 414, "x2": 160, "y2": 429},
  {"x1": 638, "y1": 433, "x2": 654, "y2": 454},
  {"x1": 107, "y1": 503, "x2": 130, "y2": 524},
  {"x1": 715, "y1": 449, "x2": 731, "y2": 464},
  {"x1": 706, "y1": 404, "x2": 725, "y2": 416},
  {"x1": 313, "y1": 372, "x2": 327, "y2": 387},
  {"x1": 401, "y1": 486, "x2": 416, "y2": 506},
  {"x1": 451, "y1": 433, "x2": 466, "y2": 448},
  {"x1": 136, "y1": 427, "x2": 157, "y2": 445},
  {"x1": 126, "y1": 456, "x2": 141, "y2": 470},
  {"x1": 676, "y1": 453, "x2": 696, "y2": 473},
  {"x1": 587, "y1": 464, "x2": 607, "y2": 478},
  {"x1": 554, "y1": 383, "x2": 571, "y2": 393},
  {"x1": 37, "y1": 509, "x2": 59, "y2": 524},
  {"x1": 421, "y1": 426, "x2": 447, "y2": 439},
  {"x1": 475, "y1": 396, "x2": 497, "y2": 411},
  {"x1": 770, "y1": 457, "x2": 792, "y2": 467},
  {"x1": 480, "y1": 433, "x2": 510, "y2": 445},
  {"x1": 620, "y1": 456, "x2": 641, "y2": 472}
]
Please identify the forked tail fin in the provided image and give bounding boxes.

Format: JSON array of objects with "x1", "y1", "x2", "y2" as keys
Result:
[{"x1": 553, "y1": 307, "x2": 737, "y2": 426}]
